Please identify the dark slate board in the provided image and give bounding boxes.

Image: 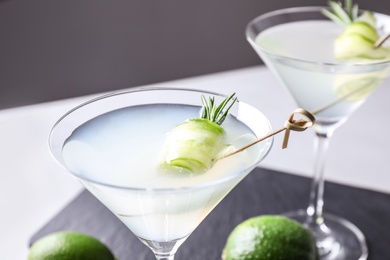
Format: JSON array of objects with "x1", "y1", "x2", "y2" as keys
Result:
[{"x1": 30, "y1": 168, "x2": 390, "y2": 260}]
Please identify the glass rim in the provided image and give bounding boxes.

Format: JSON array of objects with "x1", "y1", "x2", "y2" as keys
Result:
[
  {"x1": 49, "y1": 87, "x2": 274, "y2": 193},
  {"x1": 246, "y1": 6, "x2": 390, "y2": 68}
]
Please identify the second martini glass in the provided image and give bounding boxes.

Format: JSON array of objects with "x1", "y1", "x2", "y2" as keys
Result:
[
  {"x1": 247, "y1": 6, "x2": 390, "y2": 260},
  {"x1": 48, "y1": 87, "x2": 273, "y2": 259}
]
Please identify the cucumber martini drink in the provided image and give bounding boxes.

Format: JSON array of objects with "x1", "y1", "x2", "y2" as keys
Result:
[
  {"x1": 253, "y1": 13, "x2": 390, "y2": 128},
  {"x1": 246, "y1": 2, "x2": 390, "y2": 260},
  {"x1": 49, "y1": 88, "x2": 273, "y2": 259}
]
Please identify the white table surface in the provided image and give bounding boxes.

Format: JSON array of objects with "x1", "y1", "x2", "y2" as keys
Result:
[{"x1": 2, "y1": 65, "x2": 390, "y2": 259}]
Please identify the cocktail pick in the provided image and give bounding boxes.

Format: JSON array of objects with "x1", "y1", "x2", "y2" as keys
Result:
[
  {"x1": 221, "y1": 108, "x2": 315, "y2": 159},
  {"x1": 282, "y1": 108, "x2": 316, "y2": 149},
  {"x1": 374, "y1": 32, "x2": 390, "y2": 48},
  {"x1": 223, "y1": 77, "x2": 380, "y2": 159}
]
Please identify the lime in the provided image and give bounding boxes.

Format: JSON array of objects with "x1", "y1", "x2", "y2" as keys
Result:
[
  {"x1": 222, "y1": 215, "x2": 318, "y2": 260},
  {"x1": 28, "y1": 232, "x2": 116, "y2": 260}
]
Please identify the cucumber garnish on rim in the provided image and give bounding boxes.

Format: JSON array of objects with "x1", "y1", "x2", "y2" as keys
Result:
[
  {"x1": 322, "y1": 0, "x2": 390, "y2": 61},
  {"x1": 160, "y1": 93, "x2": 237, "y2": 174}
]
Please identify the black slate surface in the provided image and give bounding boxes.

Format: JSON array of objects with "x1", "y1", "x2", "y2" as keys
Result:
[{"x1": 30, "y1": 168, "x2": 390, "y2": 260}]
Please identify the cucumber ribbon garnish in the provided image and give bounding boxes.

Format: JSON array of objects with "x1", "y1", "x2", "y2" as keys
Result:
[
  {"x1": 322, "y1": 0, "x2": 390, "y2": 60},
  {"x1": 160, "y1": 93, "x2": 237, "y2": 174},
  {"x1": 160, "y1": 94, "x2": 317, "y2": 174}
]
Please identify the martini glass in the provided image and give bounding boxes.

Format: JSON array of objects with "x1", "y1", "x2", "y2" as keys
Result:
[
  {"x1": 246, "y1": 6, "x2": 390, "y2": 260},
  {"x1": 48, "y1": 87, "x2": 273, "y2": 259}
]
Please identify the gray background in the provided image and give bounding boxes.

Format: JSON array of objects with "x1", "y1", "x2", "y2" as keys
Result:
[{"x1": 1, "y1": 0, "x2": 389, "y2": 109}]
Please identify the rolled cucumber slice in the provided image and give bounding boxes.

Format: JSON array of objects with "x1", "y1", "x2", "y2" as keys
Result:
[
  {"x1": 323, "y1": 1, "x2": 390, "y2": 61},
  {"x1": 159, "y1": 93, "x2": 237, "y2": 174},
  {"x1": 161, "y1": 118, "x2": 226, "y2": 173},
  {"x1": 341, "y1": 21, "x2": 378, "y2": 42},
  {"x1": 333, "y1": 74, "x2": 383, "y2": 102},
  {"x1": 356, "y1": 10, "x2": 376, "y2": 27},
  {"x1": 335, "y1": 32, "x2": 389, "y2": 60}
]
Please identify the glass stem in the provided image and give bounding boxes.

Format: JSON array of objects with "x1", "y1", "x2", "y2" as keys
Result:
[
  {"x1": 305, "y1": 130, "x2": 333, "y2": 228},
  {"x1": 155, "y1": 254, "x2": 175, "y2": 260},
  {"x1": 143, "y1": 237, "x2": 184, "y2": 260}
]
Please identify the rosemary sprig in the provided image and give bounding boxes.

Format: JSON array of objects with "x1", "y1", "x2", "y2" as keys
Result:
[
  {"x1": 322, "y1": 0, "x2": 359, "y2": 26},
  {"x1": 201, "y1": 93, "x2": 237, "y2": 125}
]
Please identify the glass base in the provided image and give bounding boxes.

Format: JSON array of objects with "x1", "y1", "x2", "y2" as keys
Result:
[
  {"x1": 138, "y1": 236, "x2": 187, "y2": 260},
  {"x1": 284, "y1": 210, "x2": 368, "y2": 260}
]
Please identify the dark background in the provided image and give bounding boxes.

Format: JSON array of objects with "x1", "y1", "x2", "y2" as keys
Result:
[{"x1": 1, "y1": 0, "x2": 389, "y2": 109}]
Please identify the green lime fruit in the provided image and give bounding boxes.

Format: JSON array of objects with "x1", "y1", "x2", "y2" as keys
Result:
[
  {"x1": 28, "y1": 231, "x2": 116, "y2": 260},
  {"x1": 222, "y1": 215, "x2": 318, "y2": 260}
]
